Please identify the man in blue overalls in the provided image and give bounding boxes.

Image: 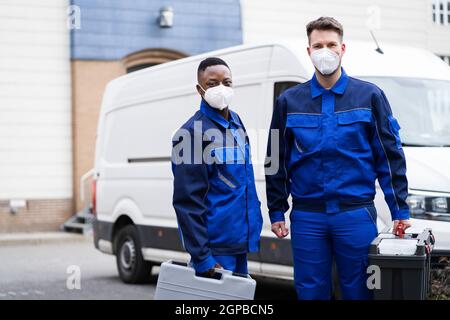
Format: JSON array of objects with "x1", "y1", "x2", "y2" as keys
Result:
[
  {"x1": 265, "y1": 17, "x2": 412, "y2": 299},
  {"x1": 172, "y1": 57, "x2": 263, "y2": 277}
]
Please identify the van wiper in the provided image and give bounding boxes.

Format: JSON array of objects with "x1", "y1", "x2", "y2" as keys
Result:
[
  {"x1": 402, "y1": 143, "x2": 427, "y2": 147},
  {"x1": 402, "y1": 143, "x2": 450, "y2": 147}
]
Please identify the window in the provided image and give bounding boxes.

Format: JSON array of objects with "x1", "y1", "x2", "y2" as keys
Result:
[
  {"x1": 126, "y1": 63, "x2": 157, "y2": 73},
  {"x1": 432, "y1": 0, "x2": 450, "y2": 25},
  {"x1": 360, "y1": 77, "x2": 450, "y2": 147},
  {"x1": 440, "y1": 55, "x2": 450, "y2": 65},
  {"x1": 273, "y1": 82, "x2": 299, "y2": 108},
  {"x1": 122, "y1": 48, "x2": 187, "y2": 73}
]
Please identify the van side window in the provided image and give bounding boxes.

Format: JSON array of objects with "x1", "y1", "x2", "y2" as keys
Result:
[{"x1": 274, "y1": 82, "x2": 299, "y2": 108}]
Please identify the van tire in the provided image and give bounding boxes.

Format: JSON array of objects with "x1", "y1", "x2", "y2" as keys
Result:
[{"x1": 115, "y1": 224, "x2": 153, "y2": 284}]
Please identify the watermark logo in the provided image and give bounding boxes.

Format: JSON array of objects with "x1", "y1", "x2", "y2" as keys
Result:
[
  {"x1": 171, "y1": 122, "x2": 280, "y2": 174},
  {"x1": 366, "y1": 264, "x2": 381, "y2": 290},
  {"x1": 66, "y1": 265, "x2": 81, "y2": 290},
  {"x1": 366, "y1": 5, "x2": 381, "y2": 30},
  {"x1": 67, "y1": 5, "x2": 81, "y2": 30}
]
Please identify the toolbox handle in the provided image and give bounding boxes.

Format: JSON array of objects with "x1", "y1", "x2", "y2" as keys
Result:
[
  {"x1": 415, "y1": 228, "x2": 434, "y2": 256},
  {"x1": 195, "y1": 271, "x2": 224, "y2": 281},
  {"x1": 369, "y1": 228, "x2": 434, "y2": 256}
]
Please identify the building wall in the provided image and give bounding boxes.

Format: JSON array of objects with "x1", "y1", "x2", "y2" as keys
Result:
[
  {"x1": 241, "y1": 0, "x2": 450, "y2": 57},
  {"x1": 70, "y1": 0, "x2": 244, "y2": 212},
  {"x1": 71, "y1": 0, "x2": 243, "y2": 59},
  {"x1": 71, "y1": 60, "x2": 124, "y2": 211},
  {"x1": 0, "y1": 0, "x2": 73, "y2": 231},
  {"x1": 0, "y1": 199, "x2": 73, "y2": 232}
]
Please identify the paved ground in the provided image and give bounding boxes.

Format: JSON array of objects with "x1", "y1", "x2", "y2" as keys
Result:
[{"x1": 0, "y1": 238, "x2": 296, "y2": 300}]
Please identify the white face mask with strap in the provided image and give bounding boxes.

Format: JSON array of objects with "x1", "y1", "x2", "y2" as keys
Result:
[
  {"x1": 199, "y1": 84, "x2": 234, "y2": 110},
  {"x1": 310, "y1": 47, "x2": 340, "y2": 76}
]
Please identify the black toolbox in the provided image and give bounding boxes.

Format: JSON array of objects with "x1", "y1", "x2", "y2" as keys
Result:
[{"x1": 368, "y1": 228, "x2": 435, "y2": 300}]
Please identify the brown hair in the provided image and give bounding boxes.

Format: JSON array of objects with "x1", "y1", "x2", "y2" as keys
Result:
[{"x1": 306, "y1": 17, "x2": 344, "y2": 43}]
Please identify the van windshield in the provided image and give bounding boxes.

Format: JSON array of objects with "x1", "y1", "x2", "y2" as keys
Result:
[{"x1": 360, "y1": 77, "x2": 450, "y2": 147}]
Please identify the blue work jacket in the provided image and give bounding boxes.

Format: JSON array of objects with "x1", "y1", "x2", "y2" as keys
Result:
[
  {"x1": 266, "y1": 68, "x2": 410, "y2": 223},
  {"x1": 172, "y1": 100, "x2": 263, "y2": 272}
]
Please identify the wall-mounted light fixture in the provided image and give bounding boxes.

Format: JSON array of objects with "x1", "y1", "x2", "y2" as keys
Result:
[
  {"x1": 159, "y1": 6, "x2": 174, "y2": 28},
  {"x1": 9, "y1": 199, "x2": 27, "y2": 215}
]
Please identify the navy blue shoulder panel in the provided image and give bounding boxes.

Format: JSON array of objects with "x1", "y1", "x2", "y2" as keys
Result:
[
  {"x1": 280, "y1": 80, "x2": 322, "y2": 114},
  {"x1": 179, "y1": 110, "x2": 214, "y2": 133},
  {"x1": 334, "y1": 77, "x2": 383, "y2": 113}
]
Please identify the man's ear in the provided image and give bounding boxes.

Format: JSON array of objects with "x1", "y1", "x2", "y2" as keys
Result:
[
  {"x1": 307, "y1": 46, "x2": 311, "y2": 57},
  {"x1": 196, "y1": 84, "x2": 204, "y2": 97},
  {"x1": 341, "y1": 43, "x2": 346, "y2": 55}
]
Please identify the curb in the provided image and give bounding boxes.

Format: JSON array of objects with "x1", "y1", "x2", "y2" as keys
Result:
[{"x1": 0, "y1": 231, "x2": 92, "y2": 247}]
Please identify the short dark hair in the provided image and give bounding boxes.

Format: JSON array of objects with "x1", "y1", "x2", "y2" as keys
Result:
[
  {"x1": 197, "y1": 57, "x2": 230, "y2": 79},
  {"x1": 306, "y1": 16, "x2": 344, "y2": 43}
]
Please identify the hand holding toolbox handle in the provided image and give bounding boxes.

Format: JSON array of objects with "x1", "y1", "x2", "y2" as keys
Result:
[
  {"x1": 393, "y1": 219, "x2": 412, "y2": 237},
  {"x1": 395, "y1": 222, "x2": 406, "y2": 238},
  {"x1": 369, "y1": 228, "x2": 434, "y2": 256},
  {"x1": 198, "y1": 263, "x2": 223, "y2": 278}
]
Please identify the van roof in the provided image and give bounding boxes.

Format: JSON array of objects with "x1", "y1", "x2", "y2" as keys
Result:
[
  {"x1": 101, "y1": 39, "x2": 450, "y2": 113},
  {"x1": 275, "y1": 38, "x2": 450, "y2": 81},
  {"x1": 114, "y1": 38, "x2": 450, "y2": 80}
]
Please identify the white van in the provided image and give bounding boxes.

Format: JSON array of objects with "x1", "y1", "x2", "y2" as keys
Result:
[{"x1": 92, "y1": 40, "x2": 450, "y2": 283}]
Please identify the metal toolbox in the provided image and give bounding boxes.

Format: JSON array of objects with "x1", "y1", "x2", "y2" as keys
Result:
[
  {"x1": 154, "y1": 260, "x2": 257, "y2": 300},
  {"x1": 368, "y1": 228, "x2": 435, "y2": 300}
]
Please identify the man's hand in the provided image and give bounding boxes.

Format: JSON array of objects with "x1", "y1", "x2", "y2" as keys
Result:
[
  {"x1": 201, "y1": 263, "x2": 223, "y2": 277},
  {"x1": 271, "y1": 221, "x2": 289, "y2": 239},
  {"x1": 393, "y1": 219, "x2": 412, "y2": 235}
]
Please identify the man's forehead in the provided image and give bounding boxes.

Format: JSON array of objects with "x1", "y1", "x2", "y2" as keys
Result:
[
  {"x1": 309, "y1": 29, "x2": 341, "y2": 44},
  {"x1": 201, "y1": 65, "x2": 232, "y2": 79}
]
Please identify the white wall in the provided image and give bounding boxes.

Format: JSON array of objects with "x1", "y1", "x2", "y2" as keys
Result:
[
  {"x1": 0, "y1": 0, "x2": 72, "y2": 199},
  {"x1": 241, "y1": 0, "x2": 450, "y2": 56}
]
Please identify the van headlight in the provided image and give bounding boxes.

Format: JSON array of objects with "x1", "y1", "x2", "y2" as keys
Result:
[
  {"x1": 432, "y1": 197, "x2": 448, "y2": 213},
  {"x1": 406, "y1": 193, "x2": 450, "y2": 222}
]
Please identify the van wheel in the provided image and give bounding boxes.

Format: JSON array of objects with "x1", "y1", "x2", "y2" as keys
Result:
[{"x1": 115, "y1": 225, "x2": 153, "y2": 284}]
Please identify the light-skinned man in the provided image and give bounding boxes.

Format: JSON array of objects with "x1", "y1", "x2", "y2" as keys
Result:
[{"x1": 265, "y1": 17, "x2": 411, "y2": 300}]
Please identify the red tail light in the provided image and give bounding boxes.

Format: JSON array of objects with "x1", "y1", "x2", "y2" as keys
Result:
[{"x1": 91, "y1": 179, "x2": 97, "y2": 215}]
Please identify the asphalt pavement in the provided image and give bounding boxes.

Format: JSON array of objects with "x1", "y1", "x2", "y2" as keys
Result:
[{"x1": 0, "y1": 234, "x2": 296, "y2": 300}]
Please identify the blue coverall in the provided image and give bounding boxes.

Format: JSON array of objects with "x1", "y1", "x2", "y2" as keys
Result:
[
  {"x1": 172, "y1": 100, "x2": 263, "y2": 274},
  {"x1": 265, "y1": 68, "x2": 410, "y2": 299}
]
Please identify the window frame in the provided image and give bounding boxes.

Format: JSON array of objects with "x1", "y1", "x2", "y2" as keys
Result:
[
  {"x1": 273, "y1": 81, "x2": 300, "y2": 109},
  {"x1": 432, "y1": 0, "x2": 450, "y2": 26},
  {"x1": 121, "y1": 48, "x2": 187, "y2": 74}
]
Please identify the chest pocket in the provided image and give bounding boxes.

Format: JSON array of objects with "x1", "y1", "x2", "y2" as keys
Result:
[
  {"x1": 336, "y1": 109, "x2": 372, "y2": 150},
  {"x1": 286, "y1": 114, "x2": 321, "y2": 152},
  {"x1": 213, "y1": 146, "x2": 245, "y2": 164},
  {"x1": 212, "y1": 146, "x2": 246, "y2": 189}
]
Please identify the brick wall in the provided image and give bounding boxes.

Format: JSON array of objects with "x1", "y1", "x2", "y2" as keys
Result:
[
  {"x1": 71, "y1": 60, "x2": 124, "y2": 212},
  {"x1": 0, "y1": 199, "x2": 73, "y2": 232}
]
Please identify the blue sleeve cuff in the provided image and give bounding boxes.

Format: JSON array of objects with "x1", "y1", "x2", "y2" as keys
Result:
[
  {"x1": 269, "y1": 211, "x2": 285, "y2": 224},
  {"x1": 392, "y1": 209, "x2": 410, "y2": 221},
  {"x1": 192, "y1": 255, "x2": 216, "y2": 273}
]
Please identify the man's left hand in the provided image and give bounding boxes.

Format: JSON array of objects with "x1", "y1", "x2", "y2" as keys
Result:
[{"x1": 393, "y1": 219, "x2": 412, "y2": 235}]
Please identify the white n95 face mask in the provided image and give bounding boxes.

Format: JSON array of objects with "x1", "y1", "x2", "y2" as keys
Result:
[
  {"x1": 200, "y1": 84, "x2": 234, "y2": 110},
  {"x1": 310, "y1": 48, "x2": 340, "y2": 75}
]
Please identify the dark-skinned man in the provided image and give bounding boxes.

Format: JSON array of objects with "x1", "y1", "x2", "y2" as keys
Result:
[{"x1": 171, "y1": 57, "x2": 263, "y2": 277}]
